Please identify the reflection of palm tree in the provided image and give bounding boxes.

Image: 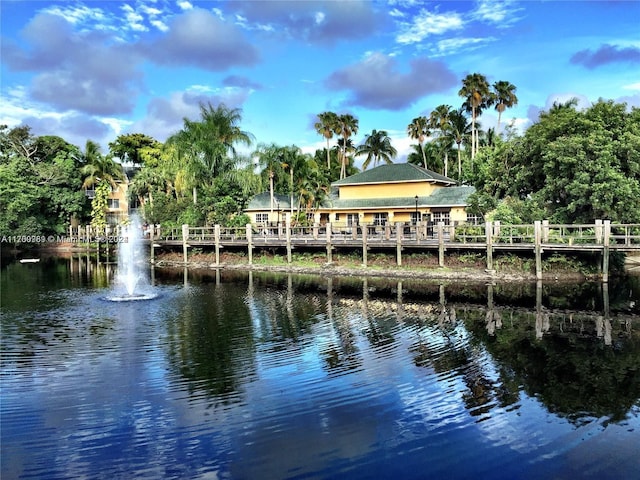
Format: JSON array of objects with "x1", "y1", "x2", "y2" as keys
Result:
[
  {"x1": 356, "y1": 129, "x2": 398, "y2": 170},
  {"x1": 407, "y1": 116, "x2": 430, "y2": 169}
]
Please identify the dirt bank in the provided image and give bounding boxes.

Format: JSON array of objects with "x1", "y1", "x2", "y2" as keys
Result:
[{"x1": 152, "y1": 251, "x2": 594, "y2": 283}]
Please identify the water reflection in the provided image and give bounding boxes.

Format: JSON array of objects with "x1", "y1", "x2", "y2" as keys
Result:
[
  {"x1": 155, "y1": 266, "x2": 639, "y2": 426},
  {"x1": 2, "y1": 258, "x2": 640, "y2": 479}
]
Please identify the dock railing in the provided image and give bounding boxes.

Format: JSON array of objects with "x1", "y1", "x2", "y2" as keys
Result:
[{"x1": 64, "y1": 219, "x2": 640, "y2": 282}]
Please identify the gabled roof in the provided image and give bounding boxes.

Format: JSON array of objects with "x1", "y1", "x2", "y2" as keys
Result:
[
  {"x1": 246, "y1": 192, "x2": 296, "y2": 210},
  {"x1": 323, "y1": 186, "x2": 475, "y2": 210},
  {"x1": 331, "y1": 163, "x2": 455, "y2": 186}
]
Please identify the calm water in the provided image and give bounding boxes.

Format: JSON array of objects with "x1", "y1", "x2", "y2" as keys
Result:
[{"x1": 1, "y1": 257, "x2": 639, "y2": 480}]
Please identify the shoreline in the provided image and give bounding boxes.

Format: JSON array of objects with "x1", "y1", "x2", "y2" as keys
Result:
[{"x1": 151, "y1": 258, "x2": 595, "y2": 283}]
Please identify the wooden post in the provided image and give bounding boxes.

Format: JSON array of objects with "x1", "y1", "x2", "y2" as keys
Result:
[
  {"x1": 214, "y1": 224, "x2": 221, "y2": 266},
  {"x1": 396, "y1": 222, "x2": 403, "y2": 266},
  {"x1": 595, "y1": 219, "x2": 603, "y2": 244},
  {"x1": 437, "y1": 222, "x2": 445, "y2": 267},
  {"x1": 485, "y1": 221, "x2": 493, "y2": 271},
  {"x1": 286, "y1": 215, "x2": 292, "y2": 264},
  {"x1": 246, "y1": 224, "x2": 253, "y2": 265},
  {"x1": 602, "y1": 220, "x2": 610, "y2": 282},
  {"x1": 150, "y1": 220, "x2": 155, "y2": 263},
  {"x1": 542, "y1": 220, "x2": 549, "y2": 243},
  {"x1": 534, "y1": 220, "x2": 542, "y2": 280},
  {"x1": 182, "y1": 224, "x2": 189, "y2": 264},
  {"x1": 313, "y1": 222, "x2": 319, "y2": 240},
  {"x1": 326, "y1": 222, "x2": 332, "y2": 264},
  {"x1": 362, "y1": 223, "x2": 368, "y2": 266}
]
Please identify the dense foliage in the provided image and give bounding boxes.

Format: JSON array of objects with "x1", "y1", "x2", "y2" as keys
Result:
[
  {"x1": 1, "y1": 73, "x2": 639, "y2": 237},
  {"x1": 468, "y1": 99, "x2": 640, "y2": 223},
  {"x1": 0, "y1": 126, "x2": 88, "y2": 236}
]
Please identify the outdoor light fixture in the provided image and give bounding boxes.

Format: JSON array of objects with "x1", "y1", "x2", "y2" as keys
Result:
[{"x1": 414, "y1": 195, "x2": 419, "y2": 224}]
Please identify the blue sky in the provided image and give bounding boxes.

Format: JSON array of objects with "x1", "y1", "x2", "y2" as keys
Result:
[{"x1": 1, "y1": 0, "x2": 639, "y2": 162}]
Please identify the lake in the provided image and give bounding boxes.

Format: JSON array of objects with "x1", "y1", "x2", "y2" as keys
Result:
[{"x1": 1, "y1": 256, "x2": 639, "y2": 479}]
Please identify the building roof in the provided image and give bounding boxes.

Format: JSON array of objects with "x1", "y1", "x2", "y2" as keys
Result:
[
  {"x1": 331, "y1": 163, "x2": 455, "y2": 186},
  {"x1": 324, "y1": 186, "x2": 475, "y2": 210},
  {"x1": 246, "y1": 192, "x2": 296, "y2": 210}
]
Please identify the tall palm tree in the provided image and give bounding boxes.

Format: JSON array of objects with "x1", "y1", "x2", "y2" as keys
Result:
[
  {"x1": 459, "y1": 73, "x2": 492, "y2": 159},
  {"x1": 407, "y1": 116, "x2": 430, "y2": 169},
  {"x1": 448, "y1": 108, "x2": 472, "y2": 180},
  {"x1": 314, "y1": 111, "x2": 339, "y2": 170},
  {"x1": 356, "y1": 129, "x2": 397, "y2": 170},
  {"x1": 253, "y1": 143, "x2": 287, "y2": 214},
  {"x1": 429, "y1": 105, "x2": 452, "y2": 177},
  {"x1": 492, "y1": 81, "x2": 518, "y2": 132},
  {"x1": 336, "y1": 114, "x2": 359, "y2": 179},
  {"x1": 81, "y1": 140, "x2": 125, "y2": 189},
  {"x1": 279, "y1": 145, "x2": 308, "y2": 217},
  {"x1": 334, "y1": 138, "x2": 357, "y2": 179}
]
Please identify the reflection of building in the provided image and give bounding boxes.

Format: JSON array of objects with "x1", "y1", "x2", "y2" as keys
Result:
[{"x1": 245, "y1": 163, "x2": 477, "y2": 227}]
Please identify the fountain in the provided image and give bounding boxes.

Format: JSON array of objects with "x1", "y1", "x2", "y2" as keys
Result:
[{"x1": 105, "y1": 215, "x2": 157, "y2": 302}]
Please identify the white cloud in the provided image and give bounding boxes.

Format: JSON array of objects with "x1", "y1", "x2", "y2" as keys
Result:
[
  {"x1": 435, "y1": 37, "x2": 495, "y2": 56},
  {"x1": 150, "y1": 19, "x2": 169, "y2": 32},
  {"x1": 40, "y1": 4, "x2": 109, "y2": 26},
  {"x1": 177, "y1": 1, "x2": 193, "y2": 11},
  {"x1": 396, "y1": 9, "x2": 464, "y2": 44},
  {"x1": 622, "y1": 82, "x2": 640, "y2": 91},
  {"x1": 472, "y1": 0, "x2": 523, "y2": 27}
]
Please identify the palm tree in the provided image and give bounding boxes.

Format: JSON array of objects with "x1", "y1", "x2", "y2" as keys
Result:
[
  {"x1": 492, "y1": 81, "x2": 518, "y2": 132},
  {"x1": 81, "y1": 140, "x2": 125, "y2": 189},
  {"x1": 356, "y1": 129, "x2": 397, "y2": 170},
  {"x1": 429, "y1": 105, "x2": 452, "y2": 177},
  {"x1": 448, "y1": 108, "x2": 472, "y2": 180},
  {"x1": 314, "y1": 111, "x2": 339, "y2": 170},
  {"x1": 336, "y1": 114, "x2": 359, "y2": 179},
  {"x1": 166, "y1": 102, "x2": 253, "y2": 204},
  {"x1": 334, "y1": 138, "x2": 357, "y2": 179},
  {"x1": 280, "y1": 145, "x2": 308, "y2": 217},
  {"x1": 253, "y1": 143, "x2": 287, "y2": 214},
  {"x1": 407, "y1": 116, "x2": 430, "y2": 169},
  {"x1": 459, "y1": 73, "x2": 492, "y2": 159}
]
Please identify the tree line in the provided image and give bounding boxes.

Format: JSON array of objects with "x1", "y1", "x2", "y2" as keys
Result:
[{"x1": 1, "y1": 72, "x2": 639, "y2": 238}]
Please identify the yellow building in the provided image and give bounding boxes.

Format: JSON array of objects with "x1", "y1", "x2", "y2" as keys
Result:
[
  {"x1": 85, "y1": 180, "x2": 130, "y2": 225},
  {"x1": 246, "y1": 163, "x2": 478, "y2": 227}
]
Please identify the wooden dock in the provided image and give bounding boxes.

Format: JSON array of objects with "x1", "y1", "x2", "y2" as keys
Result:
[{"x1": 67, "y1": 220, "x2": 640, "y2": 282}]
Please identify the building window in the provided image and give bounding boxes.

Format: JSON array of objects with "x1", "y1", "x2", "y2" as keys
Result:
[
  {"x1": 346, "y1": 213, "x2": 358, "y2": 226},
  {"x1": 107, "y1": 199, "x2": 120, "y2": 209},
  {"x1": 432, "y1": 211, "x2": 450, "y2": 225},
  {"x1": 466, "y1": 213, "x2": 483, "y2": 225},
  {"x1": 411, "y1": 212, "x2": 421, "y2": 225},
  {"x1": 256, "y1": 213, "x2": 268, "y2": 224},
  {"x1": 373, "y1": 213, "x2": 388, "y2": 226}
]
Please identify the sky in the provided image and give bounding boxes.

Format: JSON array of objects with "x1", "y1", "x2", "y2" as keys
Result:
[{"x1": 1, "y1": 0, "x2": 639, "y2": 163}]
